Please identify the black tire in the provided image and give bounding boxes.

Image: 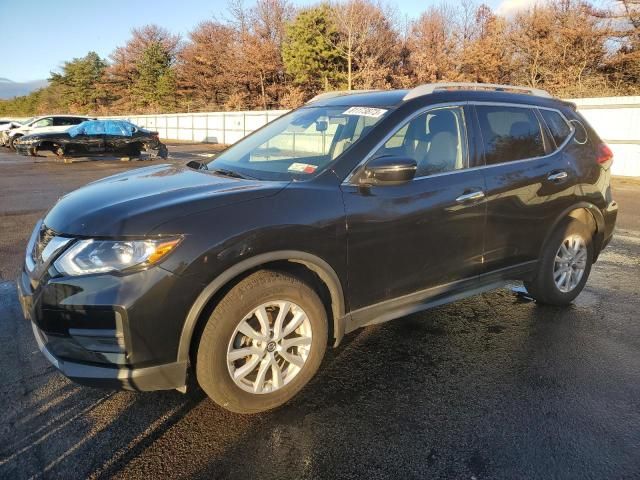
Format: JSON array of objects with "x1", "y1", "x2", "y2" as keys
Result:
[
  {"x1": 524, "y1": 218, "x2": 593, "y2": 305},
  {"x1": 157, "y1": 144, "x2": 168, "y2": 159},
  {"x1": 9, "y1": 135, "x2": 21, "y2": 150},
  {"x1": 196, "y1": 270, "x2": 328, "y2": 414},
  {"x1": 144, "y1": 143, "x2": 167, "y2": 160}
]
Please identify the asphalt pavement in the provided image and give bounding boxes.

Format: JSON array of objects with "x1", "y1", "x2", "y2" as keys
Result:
[{"x1": 0, "y1": 146, "x2": 638, "y2": 479}]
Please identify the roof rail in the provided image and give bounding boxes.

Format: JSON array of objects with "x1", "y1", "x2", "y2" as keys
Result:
[
  {"x1": 307, "y1": 89, "x2": 381, "y2": 104},
  {"x1": 403, "y1": 82, "x2": 552, "y2": 101}
]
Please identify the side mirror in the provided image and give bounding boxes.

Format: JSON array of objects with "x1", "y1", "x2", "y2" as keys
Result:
[
  {"x1": 186, "y1": 160, "x2": 207, "y2": 170},
  {"x1": 362, "y1": 155, "x2": 417, "y2": 184}
]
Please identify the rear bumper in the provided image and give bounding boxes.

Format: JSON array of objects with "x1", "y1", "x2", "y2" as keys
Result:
[{"x1": 598, "y1": 200, "x2": 618, "y2": 257}]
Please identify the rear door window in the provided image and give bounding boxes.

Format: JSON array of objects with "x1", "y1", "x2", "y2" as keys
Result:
[
  {"x1": 54, "y1": 117, "x2": 82, "y2": 126},
  {"x1": 539, "y1": 109, "x2": 572, "y2": 147},
  {"x1": 476, "y1": 105, "x2": 546, "y2": 164}
]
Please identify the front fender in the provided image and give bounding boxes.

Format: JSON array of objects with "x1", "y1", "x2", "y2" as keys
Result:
[{"x1": 176, "y1": 250, "x2": 347, "y2": 364}]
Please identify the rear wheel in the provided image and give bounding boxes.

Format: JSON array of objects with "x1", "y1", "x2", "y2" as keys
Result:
[
  {"x1": 196, "y1": 270, "x2": 328, "y2": 413},
  {"x1": 145, "y1": 143, "x2": 168, "y2": 160},
  {"x1": 525, "y1": 218, "x2": 593, "y2": 305},
  {"x1": 157, "y1": 144, "x2": 168, "y2": 159}
]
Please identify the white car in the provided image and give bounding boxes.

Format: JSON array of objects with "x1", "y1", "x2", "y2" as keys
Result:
[
  {"x1": 0, "y1": 119, "x2": 28, "y2": 146},
  {"x1": 6, "y1": 115, "x2": 94, "y2": 149}
]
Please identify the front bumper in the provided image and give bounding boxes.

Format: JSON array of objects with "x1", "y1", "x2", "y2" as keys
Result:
[
  {"x1": 17, "y1": 258, "x2": 200, "y2": 391},
  {"x1": 14, "y1": 143, "x2": 34, "y2": 156},
  {"x1": 28, "y1": 319, "x2": 187, "y2": 390}
]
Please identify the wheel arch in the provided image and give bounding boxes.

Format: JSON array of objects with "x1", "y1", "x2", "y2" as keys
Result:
[
  {"x1": 9, "y1": 133, "x2": 23, "y2": 147},
  {"x1": 177, "y1": 250, "x2": 347, "y2": 365},
  {"x1": 542, "y1": 202, "x2": 605, "y2": 261}
]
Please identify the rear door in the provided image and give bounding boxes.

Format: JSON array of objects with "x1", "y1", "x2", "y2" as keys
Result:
[
  {"x1": 104, "y1": 124, "x2": 135, "y2": 155},
  {"x1": 475, "y1": 103, "x2": 575, "y2": 273},
  {"x1": 341, "y1": 104, "x2": 487, "y2": 311}
]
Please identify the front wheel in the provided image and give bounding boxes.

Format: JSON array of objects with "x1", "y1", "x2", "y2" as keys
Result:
[
  {"x1": 9, "y1": 135, "x2": 21, "y2": 150},
  {"x1": 525, "y1": 218, "x2": 593, "y2": 305},
  {"x1": 196, "y1": 270, "x2": 328, "y2": 414}
]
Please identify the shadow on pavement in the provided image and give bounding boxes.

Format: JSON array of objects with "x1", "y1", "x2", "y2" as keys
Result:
[{"x1": 0, "y1": 206, "x2": 638, "y2": 479}]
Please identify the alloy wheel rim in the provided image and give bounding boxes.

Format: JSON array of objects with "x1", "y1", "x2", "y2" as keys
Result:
[
  {"x1": 227, "y1": 301, "x2": 312, "y2": 394},
  {"x1": 553, "y1": 234, "x2": 587, "y2": 293}
]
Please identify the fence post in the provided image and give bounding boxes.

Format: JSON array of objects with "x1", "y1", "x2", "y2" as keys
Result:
[{"x1": 222, "y1": 113, "x2": 226, "y2": 145}]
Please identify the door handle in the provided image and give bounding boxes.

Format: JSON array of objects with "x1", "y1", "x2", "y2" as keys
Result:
[
  {"x1": 547, "y1": 171, "x2": 568, "y2": 182},
  {"x1": 456, "y1": 190, "x2": 485, "y2": 203}
]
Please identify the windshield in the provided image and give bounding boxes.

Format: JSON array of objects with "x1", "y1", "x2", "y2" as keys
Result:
[{"x1": 206, "y1": 106, "x2": 389, "y2": 181}]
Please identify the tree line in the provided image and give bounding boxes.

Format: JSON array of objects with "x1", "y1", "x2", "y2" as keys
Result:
[{"x1": 1, "y1": 0, "x2": 638, "y2": 116}]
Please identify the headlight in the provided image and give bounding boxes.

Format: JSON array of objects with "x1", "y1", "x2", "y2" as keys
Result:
[{"x1": 54, "y1": 238, "x2": 181, "y2": 276}]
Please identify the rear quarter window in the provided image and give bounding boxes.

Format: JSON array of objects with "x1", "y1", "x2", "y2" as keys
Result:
[
  {"x1": 476, "y1": 105, "x2": 546, "y2": 165},
  {"x1": 539, "y1": 109, "x2": 572, "y2": 147}
]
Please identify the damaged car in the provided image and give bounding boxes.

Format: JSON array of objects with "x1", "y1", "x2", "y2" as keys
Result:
[
  {"x1": 0, "y1": 118, "x2": 29, "y2": 146},
  {"x1": 14, "y1": 119, "x2": 168, "y2": 159},
  {"x1": 6, "y1": 115, "x2": 93, "y2": 149}
]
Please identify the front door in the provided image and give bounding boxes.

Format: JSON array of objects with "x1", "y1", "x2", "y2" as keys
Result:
[
  {"x1": 341, "y1": 105, "x2": 486, "y2": 312},
  {"x1": 69, "y1": 134, "x2": 105, "y2": 155}
]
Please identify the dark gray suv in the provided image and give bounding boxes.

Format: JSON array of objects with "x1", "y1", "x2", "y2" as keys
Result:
[{"x1": 18, "y1": 83, "x2": 617, "y2": 413}]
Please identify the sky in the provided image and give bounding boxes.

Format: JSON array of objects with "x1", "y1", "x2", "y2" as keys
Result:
[{"x1": 0, "y1": 0, "x2": 604, "y2": 83}]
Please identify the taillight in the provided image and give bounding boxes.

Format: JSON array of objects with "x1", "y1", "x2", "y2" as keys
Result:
[{"x1": 597, "y1": 143, "x2": 613, "y2": 165}]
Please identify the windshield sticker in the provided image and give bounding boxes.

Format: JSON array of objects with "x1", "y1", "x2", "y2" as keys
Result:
[
  {"x1": 343, "y1": 106, "x2": 387, "y2": 118},
  {"x1": 288, "y1": 162, "x2": 317, "y2": 174}
]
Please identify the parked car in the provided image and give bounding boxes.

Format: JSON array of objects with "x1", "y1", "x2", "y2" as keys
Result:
[
  {"x1": 0, "y1": 119, "x2": 28, "y2": 146},
  {"x1": 14, "y1": 119, "x2": 168, "y2": 159},
  {"x1": 6, "y1": 115, "x2": 93, "y2": 149},
  {"x1": 17, "y1": 83, "x2": 617, "y2": 413}
]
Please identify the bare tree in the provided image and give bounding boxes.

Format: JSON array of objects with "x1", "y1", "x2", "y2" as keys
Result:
[{"x1": 326, "y1": 0, "x2": 400, "y2": 90}]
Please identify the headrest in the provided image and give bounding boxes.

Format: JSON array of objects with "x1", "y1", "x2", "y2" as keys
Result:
[
  {"x1": 509, "y1": 121, "x2": 533, "y2": 138},
  {"x1": 428, "y1": 110, "x2": 457, "y2": 136}
]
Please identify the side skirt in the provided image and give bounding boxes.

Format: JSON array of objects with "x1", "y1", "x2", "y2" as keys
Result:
[{"x1": 345, "y1": 261, "x2": 537, "y2": 333}]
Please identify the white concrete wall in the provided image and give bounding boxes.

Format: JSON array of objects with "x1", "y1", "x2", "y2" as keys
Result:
[
  {"x1": 108, "y1": 96, "x2": 640, "y2": 177},
  {"x1": 106, "y1": 110, "x2": 289, "y2": 145},
  {"x1": 569, "y1": 96, "x2": 640, "y2": 177}
]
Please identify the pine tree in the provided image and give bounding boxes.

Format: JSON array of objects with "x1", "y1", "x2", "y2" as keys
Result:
[
  {"x1": 282, "y1": 5, "x2": 345, "y2": 94},
  {"x1": 132, "y1": 41, "x2": 177, "y2": 111},
  {"x1": 49, "y1": 51, "x2": 107, "y2": 112}
]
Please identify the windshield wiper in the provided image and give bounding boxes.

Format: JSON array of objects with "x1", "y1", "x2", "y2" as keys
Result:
[{"x1": 210, "y1": 168, "x2": 255, "y2": 180}]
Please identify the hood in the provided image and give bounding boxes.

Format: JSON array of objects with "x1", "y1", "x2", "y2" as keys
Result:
[
  {"x1": 0, "y1": 122, "x2": 21, "y2": 132},
  {"x1": 44, "y1": 164, "x2": 287, "y2": 236}
]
